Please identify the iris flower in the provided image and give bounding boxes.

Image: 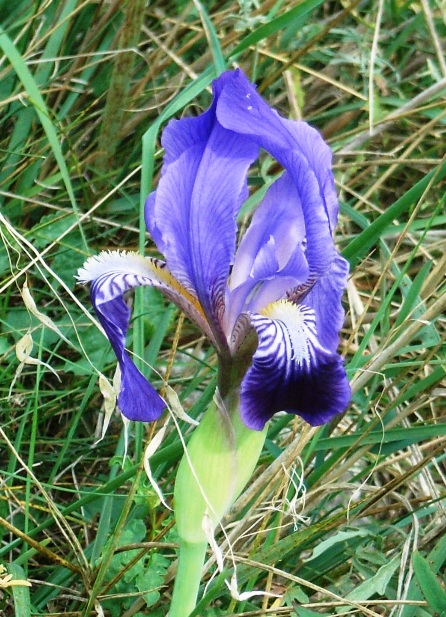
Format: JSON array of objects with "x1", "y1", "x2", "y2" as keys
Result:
[{"x1": 77, "y1": 69, "x2": 350, "y2": 431}]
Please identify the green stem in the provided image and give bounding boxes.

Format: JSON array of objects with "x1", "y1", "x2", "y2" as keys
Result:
[{"x1": 170, "y1": 540, "x2": 207, "y2": 617}]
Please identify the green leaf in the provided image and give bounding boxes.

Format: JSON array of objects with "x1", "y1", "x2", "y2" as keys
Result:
[
  {"x1": 28, "y1": 213, "x2": 79, "y2": 249},
  {"x1": 285, "y1": 586, "x2": 309, "y2": 604},
  {"x1": 344, "y1": 555, "x2": 400, "y2": 602},
  {"x1": 304, "y1": 529, "x2": 371, "y2": 562},
  {"x1": 412, "y1": 552, "x2": 446, "y2": 614},
  {"x1": 401, "y1": 535, "x2": 446, "y2": 617},
  {"x1": 6, "y1": 564, "x2": 31, "y2": 617},
  {"x1": 393, "y1": 261, "x2": 432, "y2": 329},
  {"x1": 297, "y1": 608, "x2": 330, "y2": 617},
  {"x1": 194, "y1": 0, "x2": 226, "y2": 75},
  {"x1": 315, "y1": 422, "x2": 446, "y2": 451},
  {"x1": 228, "y1": 0, "x2": 326, "y2": 59}
]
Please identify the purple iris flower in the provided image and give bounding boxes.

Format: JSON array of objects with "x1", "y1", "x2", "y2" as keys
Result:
[{"x1": 77, "y1": 69, "x2": 351, "y2": 431}]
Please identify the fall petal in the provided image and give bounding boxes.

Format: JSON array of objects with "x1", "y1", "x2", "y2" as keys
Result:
[{"x1": 240, "y1": 301, "x2": 350, "y2": 430}]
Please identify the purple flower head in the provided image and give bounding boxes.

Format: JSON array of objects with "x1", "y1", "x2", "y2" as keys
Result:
[{"x1": 77, "y1": 70, "x2": 351, "y2": 430}]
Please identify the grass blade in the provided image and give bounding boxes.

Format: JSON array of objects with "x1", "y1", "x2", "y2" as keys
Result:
[
  {"x1": 5, "y1": 563, "x2": 31, "y2": 617},
  {"x1": 412, "y1": 552, "x2": 446, "y2": 615}
]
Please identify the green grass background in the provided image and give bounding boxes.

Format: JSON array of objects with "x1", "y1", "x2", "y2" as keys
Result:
[{"x1": 0, "y1": 0, "x2": 445, "y2": 615}]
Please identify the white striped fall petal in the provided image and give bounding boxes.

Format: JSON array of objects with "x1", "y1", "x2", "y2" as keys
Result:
[
  {"x1": 77, "y1": 251, "x2": 214, "y2": 422},
  {"x1": 239, "y1": 300, "x2": 351, "y2": 430},
  {"x1": 77, "y1": 251, "x2": 214, "y2": 343}
]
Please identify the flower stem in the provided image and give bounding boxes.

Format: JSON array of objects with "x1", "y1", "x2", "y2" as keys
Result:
[{"x1": 170, "y1": 540, "x2": 207, "y2": 617}]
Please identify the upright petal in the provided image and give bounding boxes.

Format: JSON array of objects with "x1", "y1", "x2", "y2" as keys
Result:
[
  {"x1": 77, "y1": 251, "x2": 212, "y2": 421},
  {"x1": 240, "y1": 300, "x2": 350, "y2": 430},
  {"x1": 226, "y1": 173, "x2": 309, "y2": 333},
  {"x1": 158, "y1": 71, "x2": 235, "y2": 167},
  {"x1": 230, "y1": 173, "x2": 307, "y2": 288},
  {"x1": 146, "y1": 77, "x2": 258, "y2": 348},
  {"x1": 216, "y1": 70, "x2": 338, "y2": 279}
]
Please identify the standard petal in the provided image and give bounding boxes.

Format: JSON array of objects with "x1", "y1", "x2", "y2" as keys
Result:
[
  {"x1": 159, "y1": 71, "x2": 236, "y2": 167},
  {"x1": 217, "y1": 70, "x2": 338, "y2": 279},
  {"x1": 226, "y1": 173, "x2": 309, "y2": 332},
  {"x1": 240, "y1": 300, "x2": 351, "y2": 430},
  {"x1": 230, "y1": 173, "x2": 307, "y2": 288},
  {"x1": 77, "y1": 251, "x2": 213, "y2": 421},
  {"x1": 146, "y1": 93, "x2": 258, "y2": 347}
]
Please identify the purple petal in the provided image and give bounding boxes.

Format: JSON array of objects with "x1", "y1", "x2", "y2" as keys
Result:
[
  {"x1": 226, "y1": 173, "x2": 309, "y2": 333},
  {"x1": 85, "y1": 284, "x2": 165, "y2": 420},
  {"x1": 92, "y1": 293, "x2": 165, "y2": 422},
  {"x1": 303, "y1": 252, "x2": 350, "y2": 352},
  {"x1": 230, "y1": 173, "x2": 307, "y2": 287},
  {"x1": 240, "y1": 301, "x2": 351, "y2": 430},
  {"x1": 216, "y1": 70, "x2": 339, "y2": 279},
  {"x1": 77, "y1": 251, "x2": 214, "y2": 421},
  {"x1": 146, "y1": 78, "x2": 258, "y2": 348},
  {"x1": 159, "y1": 71, "x2": 235, "y2": 167}
]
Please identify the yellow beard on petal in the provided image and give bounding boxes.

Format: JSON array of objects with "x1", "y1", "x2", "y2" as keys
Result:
[
  {"x1": 260, "y1": 299, "x2": 318, "y2": 366},
  {"x1": 149, "y1": 256, "x2": 205, "y2": 317},
  {"x1": 78, "y1": 249, "x2": 206, "y2": 320}
]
